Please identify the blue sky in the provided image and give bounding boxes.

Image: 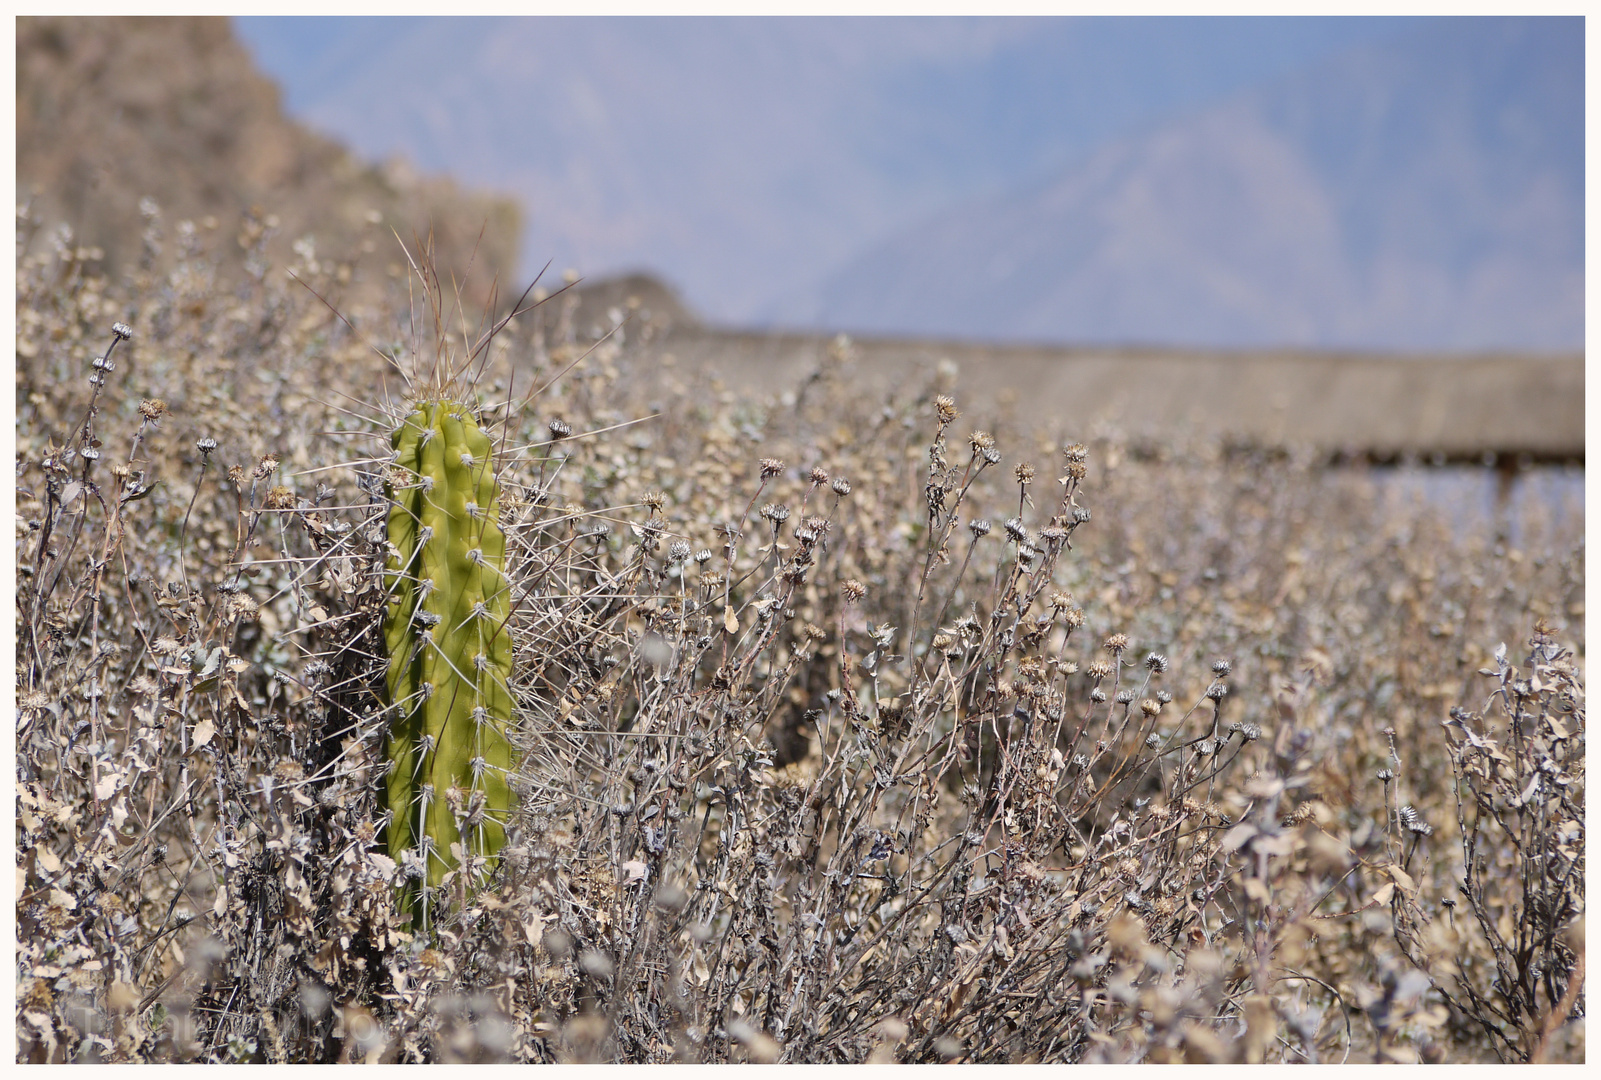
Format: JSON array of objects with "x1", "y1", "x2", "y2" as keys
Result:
[{"x1": 232, "y1": 17, "x2": 1580, "y2": 350}]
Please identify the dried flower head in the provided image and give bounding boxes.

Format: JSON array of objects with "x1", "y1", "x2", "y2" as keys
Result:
[
  {"x1": 1104, "y1": 633, "x2": 1130, "y2": 654},
  {"x1": 263, "y1": 486, "x2": 296, "y2": 510},
  {"x1": 969, "y1": 519, "x2": 992, "y2": 539},
  {"x1": 841, "y1": 579, "x2": 867, "y2": 603},
  {"x1": 934, "y1": 395, "x2": 959, "y2": 424},
  {"x1": 138, "y1": 398, "x2": 167, "y2": 421},
  {"x1": 1014, "y1": 462, "x2": 1035, "y2": 485},
  {"x1": 1062, "y1": 443, "x2": 1087, "y2": 463},
  {"x1": 809, "y1": 466, "x2": 829, "y2": 486},
  {"x1": 1400, "y1": 805, "x2": 1433, "y2": 836},
  {"x1": 547, "y1": 417, "x2": 572, "y2": 440},
  {"x1": 759, "y1": 457, "x2": 785, "y2": 479},
  {"x1": 668, "y1": 540, "x2": 692, "y2": 563},
  {"x1": 1004, "y1": 517, "x2": 1029, "y2": 543},
  {"x1": 1212, "y1": 659, "x2": 1233, "y2": 677},
  {"x1": 111, "y1": 321, "x2": 133, "y2": 341},
  {"x1": 968, "y1": 430, "x2": 995, "y2": 453},
  {"x1": 830, "y1": 477, "x2": 852, "y2": 497},
  {"x1": 1086, "y1": 660, "x2": 1112, "y2": 681},
  {"x1": 254, "y1": 454, "x2": 280, "y2": 479}
]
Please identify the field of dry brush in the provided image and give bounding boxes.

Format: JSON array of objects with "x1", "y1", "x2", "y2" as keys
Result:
[{"x1": 15, "y1": 208, "x2": 1584, "y2": 1062}]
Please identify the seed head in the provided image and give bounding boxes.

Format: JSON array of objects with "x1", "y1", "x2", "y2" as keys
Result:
[
  {"x1": 547, "y1": 418, "x2": 572, "y2": 440},
  {"x1": 982, "y1": 447, "x2": 1002, "y2": 465},
  {"x1": 934, "y1": 395, "x2": 959, "y2": 424},
  {"x1": 1071, "y1": 505, "x2": 1091, "y2": 524},
  {"x1": 830, "y1": 477, "x2": 852, "y2": 497},
  {"x1": 1014, "y1": 462, "x2": 1035, "y2": 485},
  {"x1": 968, "y1": 519, "x2": 992, "y2": 539},
  {"x1": 759, "y1": 457, "x2": 785, "y2": 479},
  {"x1": 1141, "y1": 699, "x2": 1162, "y2": 718},
  {"x1": 809, "y1": 466, "x2": 829, "y2": 486},
  {"x1": 1144, "y1": 652, "x2": 1169, "y2": 673},
  {"x1": 263, "y1": 486, "x2": 296, "y2": 510},
  {"x1": 1086, "y1": 660, "x2": 1112, "y2": 681},
  {"x1": 1003, "y1": 517, "x2": 1029, "y2": 543},
  {"x1": 1211, "y1": 659, "x2": 1232, "y2": 677},
  {"x1": 138, "y1": 398, "x2": 167, "y2": 421},
  {"x1": 968, "y1": 430, "x2": 994, "y2": 453},
  {"x1": 1376, "y1": 768, "x2": 1394, "y2": 782},
  {"x1": 841, "y1": 579, "x2": 867, "y2": 604},
  {"x1": 694, "y1": 548, "x2": 714, "y2": 564},
  {"x1": 254, "y1": 454, "x2": 280, "y2": 479},
  {"x1": 111, "y1": 322, "x2": 134, "y2": 341},
  {"x1": 1205, "y1": 681, "x2": 1229, "y2": 701},
  {"x1": 1062, "y1": 443, "x2": 1087, "y2": 464},
  {"x1": 1103, "y1": 633, "x2": 1129, "y2": 654},
  {"x1": 1399, "y1": 805, "x2": 1433, "y2": 836},
  {"x1": 1064, "y1": 607, "x2": 1086, "y2": 629},
  {"x1": 760, "y1": 502, "x2": 791, "y2": 524}
]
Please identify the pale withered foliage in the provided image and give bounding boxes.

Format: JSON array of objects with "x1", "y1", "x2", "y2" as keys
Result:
[{"x1": 16, "y1": 204, "x2": 1584, "y2": 1063}]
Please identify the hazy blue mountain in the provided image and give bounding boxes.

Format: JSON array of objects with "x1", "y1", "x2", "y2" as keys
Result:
[
  {"x1": 232, "y1": 16, "x2": 1426, "y2": 328},
  {"x1": 783, "y1": 17, "x2": 1583, "y2": 351}
]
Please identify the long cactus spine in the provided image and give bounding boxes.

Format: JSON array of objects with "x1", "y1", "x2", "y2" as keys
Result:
[{"x1": 383, "y1": 400, "x2": 514, "y2": 908}]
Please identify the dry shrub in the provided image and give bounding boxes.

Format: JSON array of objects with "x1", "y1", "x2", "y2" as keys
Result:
[{"x1": 15, "y1": 213, "x2": 1584, "y2": 1062}]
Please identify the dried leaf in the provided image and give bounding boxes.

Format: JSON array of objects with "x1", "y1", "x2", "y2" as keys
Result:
[
  {"x1": 1221, "y1": 823, "x2": 1257, "y2": 852},
  {"x1": 94, "y1": 771, "x2": 120, "y2": 801},
  {"x1": 1387, "y1": 864, "x2": 1418, "y2": 896}
]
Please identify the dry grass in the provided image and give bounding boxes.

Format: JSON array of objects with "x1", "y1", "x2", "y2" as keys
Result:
[{"x1": 15, "y1": 211, "x2": 1584, "y2": 1062}]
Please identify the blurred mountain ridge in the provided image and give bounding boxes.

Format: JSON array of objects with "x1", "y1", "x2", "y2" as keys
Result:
[
  {"x1": 17, "y1": 16, "x2": 521, "y2": 310},
  {"x1": 782, "y1": 17, "x2": 1583, "y2": 351}
]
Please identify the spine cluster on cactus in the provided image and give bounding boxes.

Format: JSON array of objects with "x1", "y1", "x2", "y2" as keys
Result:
[{"x1": 383, "y1": 400, "x2": 514, "y2": 903}]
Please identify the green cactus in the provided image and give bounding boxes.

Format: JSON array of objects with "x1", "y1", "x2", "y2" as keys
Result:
[{"x1": 383, "y1": 400, "x2": 514, "y2": 907}]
